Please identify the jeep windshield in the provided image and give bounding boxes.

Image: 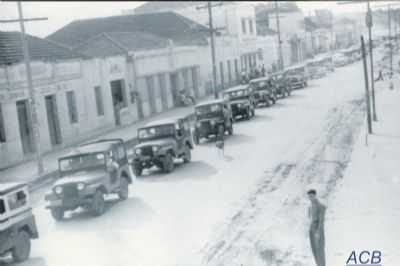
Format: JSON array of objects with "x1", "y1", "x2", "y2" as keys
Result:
[
  {"x1": 224, "y1": 89, "x2": 250, "y2": 100},
  {"x1": 252, "y1": 80, "x2": 272, "y2": 91},
  {"x1": 138, "y1": 124, "x2": 175, "y2": 141},
  {"x1": 195, "y1": 104, "x2": 223, "y2": 119},
  {"x1": 59, "y1": 153, "x2": 106, "y2": 174}
]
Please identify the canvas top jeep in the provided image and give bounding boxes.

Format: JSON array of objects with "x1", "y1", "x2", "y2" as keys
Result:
[
  {"x1": 223, "y1": 85, "x2": 256, "y2": 120},
  {"x1": 132, "y1": 115, "x2": 194, "y2": 176},
  {"x1": 45, "y1": 139, "x2": 133, "y2": 220},
  {"x1": 193, "y1": 98, "x2": 233, "y2": 144},
  {"x1": 0, "y1": 183, "x2": 38, "y2": 263},
  {"x1": 284, "y1": 64, "x2": 308, "y2": 89},
  {"x1": 271, "y1": 72, "x2": 292, "y2": 97}
]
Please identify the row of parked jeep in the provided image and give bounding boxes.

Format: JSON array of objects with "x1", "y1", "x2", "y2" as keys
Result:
[{"x1": 0, "y1": 64, "x2": 309, "y2": 263}]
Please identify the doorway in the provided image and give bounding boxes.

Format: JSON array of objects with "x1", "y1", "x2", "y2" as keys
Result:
[
  {"x1": 16, "y1": 99, "x2": 35, "y2": 154},
  {"x1": 45, "y1": 95, "x2": 62, "y2": 146},
  {"x1": 110, "y1": 79, "x2": 126, "y2": 126}
]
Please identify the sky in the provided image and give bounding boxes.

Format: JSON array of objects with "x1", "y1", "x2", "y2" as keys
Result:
[{"x1": 0, "y1": 1, "x2": 396, "y2": 38}]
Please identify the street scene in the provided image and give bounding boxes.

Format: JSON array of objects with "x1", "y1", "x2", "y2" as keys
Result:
[{"x1": 1, "y1": 1, "x2": 400, "y2": 266}]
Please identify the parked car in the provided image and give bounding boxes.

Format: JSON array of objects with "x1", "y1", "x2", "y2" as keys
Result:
[
  {"x1": 249, "y1": 77, "x2": 278, "y2": 107},
  {"x1": 284, "y1": 64, "x2": 308, "y2": 90},
  {"x1": 0, "y1": 183, "x2": 39, "y2": 262},
  {"x1": 271, "y1": 72, "x2": 292, "y2": 98},
  {"x1": 45, "y1": 139, "x2": 134, "y2": 220},
  {"x1": 333, "y1": 53, "x2": 349, "y2": 67},
  {"x1": 223, "y1": 85, "x2": 256, "y2": 121},
  {"x1": 193, "y1": 98, "x2": 233, "y2": 144},
  {"x1": 132, "y1": 116, "x2": 194, "y2": 176},
  {"x1": 306, "y1": 59, "x2": 328, "y2": 79}
]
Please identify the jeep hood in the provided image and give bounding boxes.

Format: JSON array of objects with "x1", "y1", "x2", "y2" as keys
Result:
[
  {"x1": 54, "y1": 170, "x2": 105, "y2": 186},
  {"x1": 135, "y1": 138, "x2": 176, "y2": 148}
]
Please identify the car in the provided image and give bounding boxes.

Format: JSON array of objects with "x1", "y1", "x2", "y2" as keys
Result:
[
  {"x1": 271, "y1": 72, "x2": 292, "y2": 98},
  {"x1": 0, "y1": 183, "x2": 39, "y2": 263},
  {"x1": 193, "y1": 98, "x2": 234, "y2": 144},
  {"x1": 249, "y1": 77, "x2": 278, "y2": 107},
  {"x1": 223, "y1": 85, "x2": 256, "y2": 121},
  {"x1": 333, "y1": 53, "x2": 349, "y2": 67},
  {"x1": 132, "y1": 115, "x2": 194, "y2": 176},
  {"x1": 306, "y1": 61, "x2": 327, "y2": 79},
  {"x1": 45, "y1": 139, "x2": 134, "y2": 220},
  {"x1": 284, "y1": 64, "x2": 308, "y2": 90}
]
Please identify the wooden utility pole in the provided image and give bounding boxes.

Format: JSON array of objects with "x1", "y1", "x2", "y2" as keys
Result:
[
  {"x1": 361, "y1": 36, "x2": 373, "y2": 134},
  {"x1": 366, "y1": 2, "x2": 377, "y2": 121},
  {"x1": 0, "y1": 2, "x2": 48, "y2": 174},
  {"x1": 274, "y1": 1, "x2": 284, "y2": 70},
  {"x1": 197, "y1": 1, "x2": 223, "y2": 99}
]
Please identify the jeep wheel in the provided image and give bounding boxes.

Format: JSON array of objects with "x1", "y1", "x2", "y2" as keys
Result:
[
  {"x1": 183, "y1": 145, "x2": 191, "y2": 163},
  {"x1": 228, "y1": 123, "x2": 233, "y2": 135},
  {"x1": 51, "y1": 208, "x2": 64, "y2": 221},
  {"x1": 133, "y1": 162, "x2": 142, "y2": 177},
  {"x1": 118, "y1": 177, "x2": 129, "y2": 200},
  {"x1": 91, "y1": 190, "x2": 105, "y2": 216},
  {"x1": 163, "y1": 153, "x2": 175, "y2": 173},
  {"x1": 11, "y1": 231, "x2": 31, "y2": 263},
  {"x1": 251, "y1": 108, "x2": 255, "y2": 117},
  {"x1": 245, "y1": 109, "x2": 250, "y2": 120}
]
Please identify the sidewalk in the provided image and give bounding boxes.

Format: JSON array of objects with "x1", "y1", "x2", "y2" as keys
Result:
[
  {"x1": 0, "y1": 98, "x2": 207, "y2": 189},
  {"x1": 326, "y1": 73, "x2": 400, "y2": 265}
]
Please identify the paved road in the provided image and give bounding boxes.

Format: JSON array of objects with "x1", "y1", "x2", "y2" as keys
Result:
[{"x1": 1, "y1": 60, "x2": 368, "y2": 266}]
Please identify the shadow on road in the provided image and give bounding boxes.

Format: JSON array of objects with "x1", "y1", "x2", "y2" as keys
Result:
[
  {"x1": 0, "y1": 257, "x2": 46, "y2": 266},
  {"x1": 138, "y1": 160, "x2": 218, "y2": 182},
  {"x1": 53, "y1": 196, "x2": 153, "y2": 230}
]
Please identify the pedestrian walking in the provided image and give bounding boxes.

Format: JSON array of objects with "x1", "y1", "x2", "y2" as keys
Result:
[
  {"x1": 307, "y1": 189, "x2": 326, "y2": 266},
  {"x1": 375, "y1": 69, "x2": 384, "y2": 82},
  {"x1": 215, "y1": 126, "x2": 225, "y2": 158}
]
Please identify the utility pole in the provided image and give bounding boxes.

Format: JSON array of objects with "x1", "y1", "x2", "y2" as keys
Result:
[
  {"x1": 366, "y1": 2, "x2": 377, "y2": 121},
  {"x1": 197, "y1": 1, "x2": 223, "y2": 99},
  {"x1": 361, "y1": 36, "x2": 373, "y2": 134},
  {"x1": 389, "y1": 4, "x2": 393, "y2": 87},
  {"x1": 274, "y1": 1, "x2": 284, "y2": 70},
  {"x1": 0, "y1": 2, "x2": 48, "y2": 174}
]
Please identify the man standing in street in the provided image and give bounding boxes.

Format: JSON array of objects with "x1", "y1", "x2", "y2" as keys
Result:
[{"x1": 307, "y1": 189, "x2": 326, "y2": 266}]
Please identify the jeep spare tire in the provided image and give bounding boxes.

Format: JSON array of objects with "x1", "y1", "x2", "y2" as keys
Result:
[{"x1": 11, "y1": 231, "x2": 31, "y2": 263}]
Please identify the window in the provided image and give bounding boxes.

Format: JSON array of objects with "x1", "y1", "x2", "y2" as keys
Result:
[
  {"x1": 182, "y1": 68, "x2": 190, "y2": 90},
  {"x1": 0, "y1": 104, "x2": 5, "y2": 143},
  {"x1": 0, "y1": 199, "x2": 5, "y2": 214},
  {"x1": 191, "y1": 67, "x2": 199, "y2": 98},
  {"x1": 66, "y1": 91, "x2": 78, "y2": 124},
  {"x1": 234, "y1": 59, "x2": 239, "y2": 81},
  {"x1": 241, "y1": 18, "x2": 247, "y2": 34},
  {"x1": 7, "y1": 190, "x2": 27, "y2": 211},
  {"x1": 249, "y1": 19, "x2": 254, "y2": 34},
  {"x1": 94, "y1": 86, "x2": 104, "y2": 116},
  {"x1": 158, "y1": 73, "x2": 168, "y2": 109}
]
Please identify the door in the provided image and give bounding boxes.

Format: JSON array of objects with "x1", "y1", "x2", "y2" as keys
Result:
[
  {"x1": 45, "y1": 95, "x2": 62, "y2": 146},
  {"x1": 158, "y1": 74, "x2": 168, "y2": 111},
  {"x1": 110, "y1": 80, "x2": 126, "y2": 126},
  {"x1": 169, "y1": 72, "x2": 179, "y2": 107},
  {"x1": 146, "y1": 76, "x2": 157, "y2": 114},
  {"x1": 16, "y1": 100, "x2": 35, "y2": 154}
]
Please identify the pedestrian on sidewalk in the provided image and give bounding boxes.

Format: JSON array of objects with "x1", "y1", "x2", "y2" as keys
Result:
[
  {"x1": 215, "y1": 126, "x2": 225, "y2": 158},
  {"x1": 307, "y1": 189, "x2": 326, "y2": 266}
]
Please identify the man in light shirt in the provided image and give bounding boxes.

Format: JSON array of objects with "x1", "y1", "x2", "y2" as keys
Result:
[{"x1": 307, "y1": 189, "x2": 326, "y2": 266}]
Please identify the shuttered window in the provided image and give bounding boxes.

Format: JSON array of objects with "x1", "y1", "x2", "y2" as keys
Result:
[
  {"x1": 66, "y1": 91, "x2": 78, "y2": 123},
  {"x1": 94, "y1": 86, "x2": 104, "y2": 116}
]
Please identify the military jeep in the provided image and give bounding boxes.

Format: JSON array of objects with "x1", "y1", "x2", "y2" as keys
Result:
[
  {"x1": 223, "y1": 85, "x2": 256, "y2": 121},
  {"x1": 0, "y1": 183, "x2": 39, "y2": 263},
  {"x1": 271, "y1": 72, "x2": 292, "y2": 98},
  {"x1": 193, "y1": 98, "x2": 234, "y2": 144},
  {"x1": 249, "y1": 77, "x2": 278, "y2": 107},
  {"x1": 45, "y1": 139, "x2": 134, "y2": 220},
  {"x1": 132, "y1": 116, "x2": 194, "y2": 176},
  {"x1": 284, "y1": 64, "x2": 308, "y2": 90}
]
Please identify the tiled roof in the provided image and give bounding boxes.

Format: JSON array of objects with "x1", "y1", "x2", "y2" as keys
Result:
[
  {"x1": 0, "y1": 31, "x2": 85, "y2": 65},
  {"x1": 134, "y1": 1, "x2": 207, "y2": 14},
  {"x1": 76, "y1": 31, "x2": 170, "y2": 57},
  {"x1": 47, "y1": 12, "x2": 209, "y2": 49}
]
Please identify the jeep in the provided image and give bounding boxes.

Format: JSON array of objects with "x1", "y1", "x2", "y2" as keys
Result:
[
  {"x1": 271, "y1": 72, "x2": 292, "y2": 98},
  {"x1": 45, "y1": 139, "x2": 134, "y2": 220},
  {"x1": 223, "y1": 85, "x2": 256, "y2": 121},
  {"x1": 193, "y1": 98, "x2": 233, "y2": 144},
  {"x1": 249, "y1": 77, "x2": 278, "y2": 107},
  {"x1": 0, "y1": 183, "x2": 39, "y2": 263},
  {"x1": 132, "y1": 116, "x2": 194, "y2": 176},
  {"x1": 284, "y1": 64, "x2": 308, "y2": 90}
]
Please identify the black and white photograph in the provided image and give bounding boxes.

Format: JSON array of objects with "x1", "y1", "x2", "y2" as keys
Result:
[{"x1": 0, "y1": 1, "x2": 399, "y2": 265}]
